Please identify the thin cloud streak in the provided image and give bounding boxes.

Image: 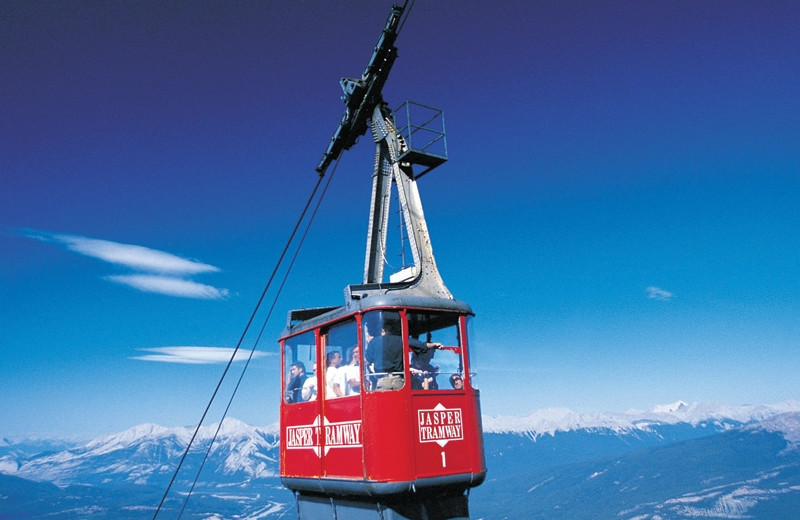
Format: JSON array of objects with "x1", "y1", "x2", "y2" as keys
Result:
[
  {"x1": 132, "y1": 346, "x2": 271, "y2": 364},
  {"x1": 26, "y1": 230, "x2": 218, "y2": 275},
  {"x1": 20, "y1": 229, "x2": 228, "y2": 299},
  {"x1": 107, "y1": 274, "x2": 229, "y2": 299},
  {"x1": 646, "y1": 286, "x2": 674, "y2": 301}
]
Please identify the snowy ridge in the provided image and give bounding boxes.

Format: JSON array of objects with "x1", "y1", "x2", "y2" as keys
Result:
[
  {"x1": 747, "y1": 412, "x2": 800, "y2": 444},
  {"x1": 3, "y1": 405, "x2": 799, "y2": 519},
  {"x1": 482, "y1": 400, "x2": 800, "y2": 437},
  {"x1": 5, "y1": 418, "x2": 281, "y2": 486},
  {"x1": 83, "y1": 417, "x2": 279, "y2": 455}
]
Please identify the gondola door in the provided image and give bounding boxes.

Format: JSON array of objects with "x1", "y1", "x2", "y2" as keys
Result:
[
  {"x1": 408, "y1": 310, "x2": 476, "y2": 479},
  {"x1": 281, "y1": 330, "x2": 323, "y2": 480},
  {"x1": 319, "y1": 319, "x2": 364, "y2": 479}
]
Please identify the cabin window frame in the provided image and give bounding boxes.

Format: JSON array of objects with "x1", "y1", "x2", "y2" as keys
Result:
[
  {"x1": 282, "y1": 330, "x2": 317, "y2": 404},
  {"x1": 406, "y1": 310, "x2": 466, "y2": 392},
  {"x1": 321, "y1": 319, "x2": 360, "y2": 399}
]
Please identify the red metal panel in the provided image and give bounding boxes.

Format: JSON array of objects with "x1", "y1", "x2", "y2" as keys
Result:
[
  {"x1": 411, "y1": 393, "x2": 481, "y2": 479},
  {"x1": 362, "y1": 390, "x2": 414, "y2": 482},
  {"x1": 280, "y1": 396, "x2": 323, "y2": 478},
  {"x1": 461, "y1": 388, "x2": 486, "y2": 474},
  {"x1": 321, "y1": 395, "x2": 364, "y2": 478}
]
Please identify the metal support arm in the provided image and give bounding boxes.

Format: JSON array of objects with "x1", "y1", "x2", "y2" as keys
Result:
[
  {"x1": 315, "y1": 5, "x2": 404, "y2": 177},
  {"x1": 361, "y1": 104, "x2": 452, "y2": 299}
]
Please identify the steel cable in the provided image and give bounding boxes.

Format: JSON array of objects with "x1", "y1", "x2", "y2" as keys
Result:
[{"x1": 153, "y1": 156, "x2": 340, "y2": 519}]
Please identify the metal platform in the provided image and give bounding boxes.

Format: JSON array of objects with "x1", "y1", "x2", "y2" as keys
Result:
[{"x1": 393, "y1": 100, "x2": 448, "y2": 178}]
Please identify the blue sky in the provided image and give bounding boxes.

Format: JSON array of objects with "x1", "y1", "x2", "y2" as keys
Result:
[{"x1": 2, "y1": 0, "x2": 799, "y2": 438}]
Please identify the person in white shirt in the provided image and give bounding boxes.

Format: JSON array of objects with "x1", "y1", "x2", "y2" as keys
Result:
[
  {"x1": 325, "y1": 351, "x2": 344, "y2": 398},
  {"x1": 302, "y1": 363, "x2": 317, "y2": 401},
  {"x1": 339, "y1": 346, "x2": 361, "y2": 396}
]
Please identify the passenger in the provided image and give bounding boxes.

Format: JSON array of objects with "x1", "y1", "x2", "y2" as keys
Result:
[
  {"x1": 339, "y1": 346, "x2": 361, "y2": 395},
  {"x1": 302, "y1": 363, "x2": 317, "y2": 401},
  {"x1": 325, "y1": 351, "x2": 344, "y2": 398},
  {"x1": 410, "y1": 349, "x2": 439, "y2": 390},
  {"x1": 449, "y1": 373, "x2": 464, "y2": 390},
  {"x1": 284, "y1": 361, "x2": 308, "y2": 403},
  {"x1": 365, "y1": 317, "x2": 405, "y2": 390},
  {"x1": 365, "y1": 315, "x2": 442, "y2": 391}
]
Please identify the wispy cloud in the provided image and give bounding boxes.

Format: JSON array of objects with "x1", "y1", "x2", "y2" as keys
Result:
[
  {"x1": 50, "y1": 234, "x2": 218, "y2": 275},
  {"x1": 20, "y1": 229, "x2": 228, "y2": 299},
  {"x1": 106, "y1": 274, "x2": 228, "y2": 299},
  {"x1": 132, "y1": 346, "x2": 271, "y2": 364},
  {"x1": 646, "y1": 286, "x2": 674, "y2": 301}
]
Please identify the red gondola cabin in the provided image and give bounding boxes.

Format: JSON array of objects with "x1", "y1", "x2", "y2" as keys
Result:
[{"x1": 279, "y1": 293, "x2": 485, "y2": 498}]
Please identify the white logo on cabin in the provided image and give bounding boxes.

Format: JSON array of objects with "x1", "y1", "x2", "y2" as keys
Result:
[
  {"x1": 285, "y1": 415, "x2": 322, "y2": 457},
  {"x1": 417, "y1": 403, "x2": 464, "y2": 447},
  {"x1": 285, "y1": 416, "x2": 362, "y2": 457},
  {"x1": 321, "y1": 417, "x2": 362, "y2": 455}
]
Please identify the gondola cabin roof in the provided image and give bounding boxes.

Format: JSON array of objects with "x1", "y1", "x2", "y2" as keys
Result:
[{"x1": 282, "y1": 290, "x2": 474, "y2": 338}]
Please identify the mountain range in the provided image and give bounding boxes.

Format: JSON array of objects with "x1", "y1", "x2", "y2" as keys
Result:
[{"x1": 2, "y1": 401, "x2": 799, "y2": 519}]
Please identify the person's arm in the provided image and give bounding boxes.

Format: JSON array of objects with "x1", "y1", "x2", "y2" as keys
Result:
[{"x1": 408, "y1": 337, "x2": 442, "y2": 354}]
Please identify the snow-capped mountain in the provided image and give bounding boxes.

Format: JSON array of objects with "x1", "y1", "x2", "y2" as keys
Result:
[
  {"x1": 482, "y1": 400, "x2": 800, "y2": 437},
  {"x1": 3, "y1": 418, "x2": 280, "y2": 487},
  {"x1": 2, "y1": 402, "x2": 800, "y2": 519},
  {"x1": 1, "y1": 419, "x2": 286, "y2": 520},
  {"x1": 752, "y1": 410, "x2": 800, "y2": 444},
  {"x1": 477, "y1": 412, "x2": 800, "y2": 519}
]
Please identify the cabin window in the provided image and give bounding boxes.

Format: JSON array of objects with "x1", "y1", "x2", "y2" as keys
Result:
[
  {"x1": 283, "y1": 331, "x2": 316, "y2": 403},
  {"x1": 322, "y1": 320, "x2": 358, "y2": 399},
  {"x1": 362, "y1": 310, "x2": 406, "y2": 392},
  {"x1": 407, "y1": 311, "x2": 465, "y2": 391},
  {"x1": 466, "y1": 315, "x2": 478, "y2": 389}
]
